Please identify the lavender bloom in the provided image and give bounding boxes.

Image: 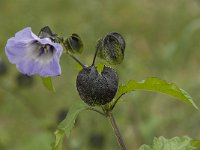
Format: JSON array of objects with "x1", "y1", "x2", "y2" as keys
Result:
[{"x1": 5, "y1": 27, "x2": 63, "y2": 76}]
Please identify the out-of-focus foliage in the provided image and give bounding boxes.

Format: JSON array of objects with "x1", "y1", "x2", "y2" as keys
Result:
[
  {"x1": 139, "y1": 136, "x2": 196, "y2": 150},
  {"x1": 52, "y1": 102, "x2": 88, "y2": 150},
  {"x1": 0, "y1": 0, "x2": 200, "y2": 149}
]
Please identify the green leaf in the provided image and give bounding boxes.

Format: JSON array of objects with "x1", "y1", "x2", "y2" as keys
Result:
[
  {"x1": 139, "y1": 136, "x2": 197, "y2": 150},
  {"x1": 117, "y1": 77, "x2": 198, "y2": 109},
  {"x1": 41, "y1": 77, "x2": 55, "y2": 92},
  {"x1": 52, "y1": 130, "x2": 64, "y2": 150},
  {"x1": 192, "y1": 140, "x2": 200, "y2": 149},
  {"x1": 96, "y1": 63, "x2": 105, "y2": 75},
  {"x1": 52, "y1": 102, "x2": 88, "y2": 150}
]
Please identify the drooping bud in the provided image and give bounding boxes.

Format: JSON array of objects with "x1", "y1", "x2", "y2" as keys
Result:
[
  {"x1": 96, "y1": 32, "x2": 125, "y2": 65},
  {"x1": 76, "y1": 65, "x2": 118, "y2": 106},
  {"x1": 64, "y1": 34, "x2": 83, "y2": 54}
]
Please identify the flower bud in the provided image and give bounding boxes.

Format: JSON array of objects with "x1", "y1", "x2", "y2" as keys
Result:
[
  {"x1": 64, "y1": 34, "x2": 83, "y2": 54},
  {"x1": 96, "y1": 32, "x2": 125, "y2": 65},
  {"x1": 76, "y1": 65, "x2": 118, "y2": 106}
]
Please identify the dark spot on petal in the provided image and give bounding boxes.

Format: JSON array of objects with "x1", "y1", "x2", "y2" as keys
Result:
[
  {"x1": 38, "y1": 47, "x2": 45, "y2": 56},
  {"x1": 37, "y1": 44, "x2": 55, "y2": 57},
  {"x1": 48, "y1": 45, "x2": 55, "y2": 54}
]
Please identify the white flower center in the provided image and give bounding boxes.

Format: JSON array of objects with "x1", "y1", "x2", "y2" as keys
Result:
[{"x1": 26, "y1": 41, "x2": 56, "y2": 66}]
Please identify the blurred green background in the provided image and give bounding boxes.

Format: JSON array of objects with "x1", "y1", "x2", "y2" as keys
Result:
[{"x1": 0, "y1": 0, "x2": 200, "y2": 149}]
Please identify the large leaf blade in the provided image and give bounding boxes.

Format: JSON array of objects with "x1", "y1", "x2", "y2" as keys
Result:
[
  {"x1": 52, "y1": 102, "x2": 88, "y2": 150},
  {"x1": 117, "y1": 77, "x2": 198, "y2": 109}
]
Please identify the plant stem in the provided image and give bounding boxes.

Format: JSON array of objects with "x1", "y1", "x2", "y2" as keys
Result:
[
  {"x1": 60, "y1": 39, "x2": 86, "y2": 68},
  {"x1": 87, "y1": 107, "x2": 106, "y2": 116},
  {"x1": 107, "y1": 111, "x2": 126, "y2": 150},
  {"x1": 91, "y1": 45, "x2": 99, "y2": 66},
  {"x1": 68, "y1": 52, "x2": 86, "y2": 68},
  {"x1": 111, "y1": 94, "x2": 124, "y2": 110}
]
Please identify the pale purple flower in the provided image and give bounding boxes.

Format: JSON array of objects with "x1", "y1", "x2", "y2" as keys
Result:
[{"x1": 5, "y1": 27, "x2": 63, "y2": 76}]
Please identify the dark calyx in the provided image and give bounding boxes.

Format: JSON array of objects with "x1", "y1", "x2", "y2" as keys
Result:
[{"x1": 76, "y1": 65, "x2": 118, "y2": 106}]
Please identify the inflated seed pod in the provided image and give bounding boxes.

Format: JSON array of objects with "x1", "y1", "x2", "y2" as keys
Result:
[
  {"x1": 64, "y1": 34, "x2": 83, "y2": 54},
  {"x1": 76, "y1": 65, "x2": 118, "y2": 106},
  {"x1": 111, "y1": 32, "x2": 126, "y2": 50},
  {"x1": 96, "y1": 32, "x2": 125, "y2": 65}
]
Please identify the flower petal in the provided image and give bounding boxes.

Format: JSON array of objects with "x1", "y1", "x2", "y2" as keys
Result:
[
  {"x1": 16, "y1": 55, "x2": 61, "y2": 76},
  {"x1": 5, "y1": 38, "x2": 34, "y2": 64},
  {"x1": 16, "y1": 58, "x2": 39, "y2": 75},
  {"x1": 15, "y1": 27, "x2": 36, "y2": 41},
  {"x1": 5, "y1": 27, "x2": 63, "y2": 77},
  {"x1": 39, "y1": 56, "x2": 61, "y2": 76}
]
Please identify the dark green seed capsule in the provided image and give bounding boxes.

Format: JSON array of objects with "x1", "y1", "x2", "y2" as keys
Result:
[
  {"x1": 111, "y1": 32, "x2": 126, "y2": 51},
  {"x1": 64, "y1": 34, "x2": 83, "y2": 54},
  {"x1": 76, "y1": 65, "x2": 118, "y2": 106},
  {"x1": 96, "y1": 32, "x2": 125, "y2": 65}
]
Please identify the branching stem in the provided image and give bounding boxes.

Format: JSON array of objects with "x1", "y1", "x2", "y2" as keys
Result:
[
  {"x1": 107, "y1": 111, "x2": 126, "y2": 150},
  {"x1": 59, "y1": 38, "x2": 86, "y2": 68},
  {"x1": 87, "y1": 107, "x2": 106, "y2": 116},
  {"x1": 68, "y1": 52, "x2": 86, "y2": 68}
]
